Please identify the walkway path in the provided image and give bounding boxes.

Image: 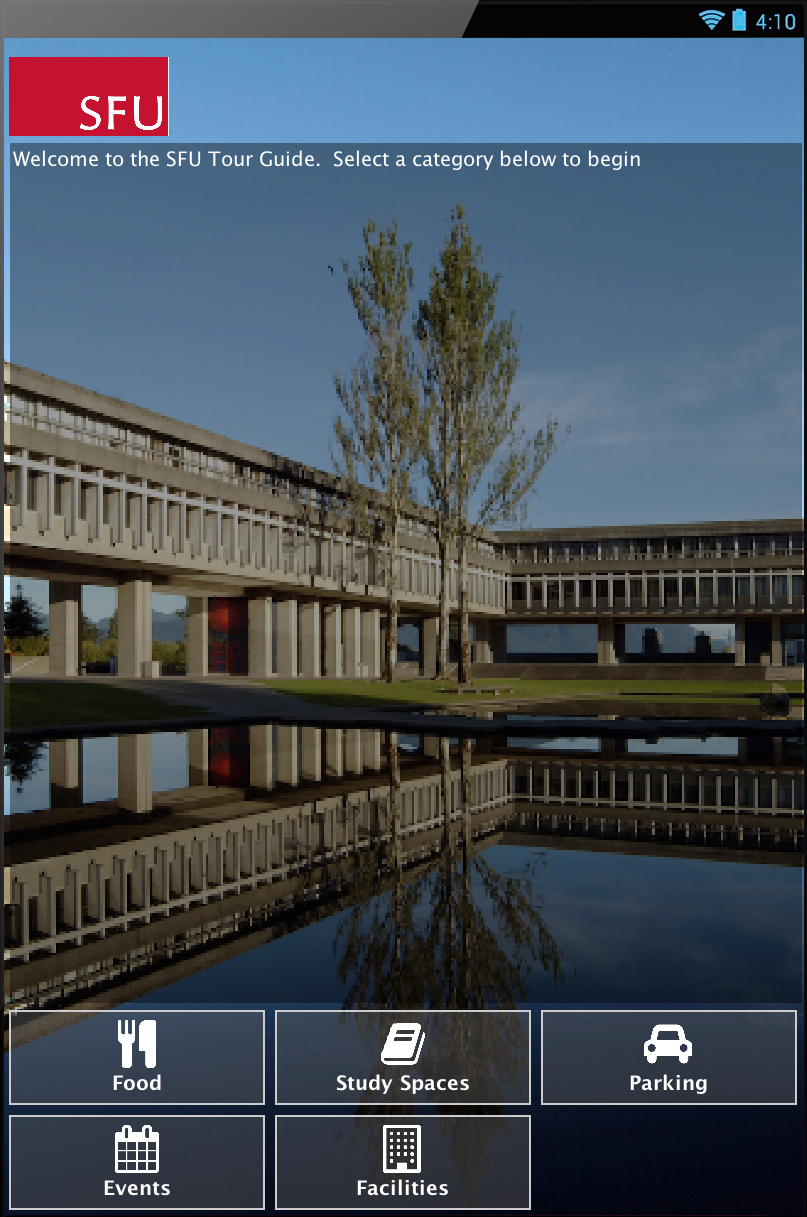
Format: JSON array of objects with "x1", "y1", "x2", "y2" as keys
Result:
[{"x1": 113, "y1": 676, "x2": 324, "y2": 720}]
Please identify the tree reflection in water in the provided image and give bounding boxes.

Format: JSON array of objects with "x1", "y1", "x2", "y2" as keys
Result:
[
  {"x1": 4, "y1": 740, "x2": 46, "y2": 793},
  {"x1": 336, "y1": 735, "x2": 568, "y2": 1205}
]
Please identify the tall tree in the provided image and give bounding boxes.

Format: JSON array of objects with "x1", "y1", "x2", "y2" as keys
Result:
[
  {"x1": 415, "y1": 320, "x2": 455, "y2": 679},
  {"x1": 4, "y1": 584, "x2": 46, "y2": 640},
  {"x1": 333, "y1": 220, "x2": 420, "y2": 682},
  {"x1": 418, "y1": 204, "x2": 566, "y2": 683}
]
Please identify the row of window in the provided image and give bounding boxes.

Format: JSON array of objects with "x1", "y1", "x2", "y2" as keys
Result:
[
  {"x1": 506, "y1": 534, "x2": 803, "y2": 562},
  {"x1": 5, "y1": 393, "x2": 344, "y2": 513},
  {"x1": 515, "y1": 768, "x2": 803, "y2": 810},
  {"x1": 6, "y1": 393, "x2": 803, "y2": 564},
  {"x1": 511, "y1": 575, "x2": 804, "y2": 601}
]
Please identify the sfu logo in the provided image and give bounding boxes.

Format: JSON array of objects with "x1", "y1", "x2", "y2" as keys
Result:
[{"x1": 8, "y1": 57, "x2": 168, "y2": 137}]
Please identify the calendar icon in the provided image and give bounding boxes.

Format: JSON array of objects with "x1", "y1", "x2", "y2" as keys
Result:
[
  {"x1": 115, "y1": 1124, "x2": 160, "y2": 1174},
  {"x1": 382, "y1": 1124, "x2": 421, "y2": 1174}
]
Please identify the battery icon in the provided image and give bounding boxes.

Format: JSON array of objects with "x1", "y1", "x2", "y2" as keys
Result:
[{"x1": 731, "y1": 8, "x2": 747, "y2": 29}]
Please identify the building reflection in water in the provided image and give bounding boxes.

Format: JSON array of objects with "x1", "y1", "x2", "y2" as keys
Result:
[{"x1": 4, "y1": 721, "x2": 804, "y2": 1022}]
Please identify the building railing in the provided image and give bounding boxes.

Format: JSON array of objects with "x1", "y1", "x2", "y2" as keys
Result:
[
  {"x1": 506, "y1": 595, "x2": 804, "y2": 617},
  {"x1": 509, "y1": 546, "x2": 803, "y2": 565}
]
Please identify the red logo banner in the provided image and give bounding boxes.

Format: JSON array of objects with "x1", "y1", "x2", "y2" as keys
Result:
[{"x1": 9, "y1": 57, "x2": 169, "y2": 136}]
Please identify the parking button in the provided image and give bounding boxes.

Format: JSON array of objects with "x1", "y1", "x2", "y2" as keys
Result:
[{"x1": 541, "y1": 1009, "x2": 797, "y2": 1105}]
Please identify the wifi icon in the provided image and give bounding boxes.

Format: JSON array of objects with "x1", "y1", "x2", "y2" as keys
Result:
[{"x1": 699, "y1": 9, "x2": 726, "y2": 28}]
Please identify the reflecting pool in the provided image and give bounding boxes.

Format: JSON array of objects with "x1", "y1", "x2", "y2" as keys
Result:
[{"x1": 5, "y1": 715, "x2": 803, "y2": 1015}]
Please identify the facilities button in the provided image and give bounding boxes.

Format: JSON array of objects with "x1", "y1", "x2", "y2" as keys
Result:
[{"x1": 275, "y1": 1115, "x2": 530, "y2": 1210}]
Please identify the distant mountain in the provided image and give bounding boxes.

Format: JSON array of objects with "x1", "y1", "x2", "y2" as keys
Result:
[
  {"x1": 151, "y1": 611, "x2": 187, "y2": 643},
  {"x1": 506, "y1": 624, "x2": 598, "y2": 655},
  {"x1": 88, "y1": 610, "x2": 186, "y2": 643},
  {"x1": 507, "y1": 622, "x2": 734, "y2": 656}
]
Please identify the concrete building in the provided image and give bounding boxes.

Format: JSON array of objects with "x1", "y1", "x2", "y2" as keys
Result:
[{"x1": 4, "y1": 363, "x2": 804, "y2": 678}]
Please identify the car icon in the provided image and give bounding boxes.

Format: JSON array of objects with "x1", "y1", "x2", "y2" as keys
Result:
[{"x1": 644, "y1": 1024, "x2": 692, "y2": 1064}]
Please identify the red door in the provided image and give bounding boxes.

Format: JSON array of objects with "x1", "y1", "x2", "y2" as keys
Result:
[
  {"x1": 209, "y1": 726, "x2": 250, "y2": 787},
  {"x1": 208, "y1": 598, "x2": 248, "y2": 674}
]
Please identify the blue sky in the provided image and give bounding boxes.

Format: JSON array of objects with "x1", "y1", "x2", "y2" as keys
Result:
[{"x1": 4, "y1": 39, "x2": 804, "y2": 618}]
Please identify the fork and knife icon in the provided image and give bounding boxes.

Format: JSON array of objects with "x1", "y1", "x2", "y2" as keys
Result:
[{"x1": 118, "y1": 1019, "x2": 157, "y2": 1069}]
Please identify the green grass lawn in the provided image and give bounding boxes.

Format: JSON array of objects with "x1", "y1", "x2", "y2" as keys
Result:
[
  {"x1": 263, "y1": 676, "x2": 804, "y2": 709},
  {"x1": 5, "y1": 683, "x2": 209, "y2": 731}
]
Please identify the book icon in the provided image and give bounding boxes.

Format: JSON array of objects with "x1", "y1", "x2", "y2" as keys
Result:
[{"x1": 381, "y1": 1022, "x2": 425, "y2": 1066}]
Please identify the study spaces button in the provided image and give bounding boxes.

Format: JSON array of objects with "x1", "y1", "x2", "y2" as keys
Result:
[{"x1": 275, "y1": 1009, "x2": 530, "y2": 1105}]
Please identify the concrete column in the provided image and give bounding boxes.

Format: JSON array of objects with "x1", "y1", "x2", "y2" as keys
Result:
[
  {"x1": 299, "y1": 602, "x2": 321, "y2": 678},
  {"x1": 361, "y1": 608, "x2": 381, "y2": 678},
  {"x1": 87, "y1": 862, "x2": 105, "y2": 921},
  {"x1": 364, "y1": 730, "x2": 382, "y2": 770},
  {"x1": 109, "y1": 857, "x2": 127, "y2": 916},
  {"x1": 240, "y1": 830, "x2": 255, "y2": 878},
  {"x1": 597, "y1": 617, "x2": 617, "y2": 665},
  {"x1": 12, "y1": 879, "x2": 29, "y2": 947},
  {"x1": 131, "y1": 854, "x2": 150, "y2": 911},
  {"x1": 186, "y1": 601, "x2": 206, "y2": 681},
  {"x1": 140, "y1": 481, "x2": 148, "y2": 549},
  {"x1": 48, "y1": 582, "x2": 80, "y2": 676},
  {"x1": 343, "y1": 606, "x2": 361, "y2": 677},
  {"x1": 118, "y1": 578, "x2": 152, "y2": 678},
  {"x1": 301, "y1": 727, "x2": 322, "y2": 781},
  {"x1": 423, "y1": 616, "x2": 439, "y2": 676},
  {"x1": 276, "y1": 599, "x2": 298, "y2": 678},
  {"x1": 325, "y1": 729, "x2": 344, "y2": 777},
  {"x1": 69, "y1": 466, "x2": 80, "y2": 536},
  {"x1": 117, "y1": 476, "x2": 126, "y2": 544},
  {"x1": 63, "y1": 866, "x2": 82, "y2": 930},
  {"x1": 208, "y1": 837, "x2": 224, "y2": 886},
  {"x1": 17, "y1": 454, "x2": 28, "y2": 528},
  {"x1": 734, "y1": 617, "x2": 746, "y2": 667},
  {"x1": 473, "y1": 619, "x2": 492, "y2": 665},
  {"x1": 344, "y1": 730, "x2": 363, "y2": 774},
  {"x1": 45, "y1": 459, "x2": 56, "y2": 533},
  {"x1": 83, "y1": 478, "x2": 98, "y2": 540},
  {"x1": 151, "y1": 850, "x2": 169, "y2": 903},
  {"x1": 37, "y1": 874, "x2": 57, "y2": 939},
  {"x1": 324, "y1": 604, "x2": 343, "y2": 677},
  {"x1": 248, "y1": 596, "x2": 273, "y2": 677},
  {"x1": 188, "y1": 728, "x2": 209, "y2": 786},
  {"x1": 276, "y1": 725, "x2": 299, "y2": 785},
  {"x1": 249, "y1": 724, "x2": 274, "y2": 789},
  {"x1": 771, "y1": 616, "x2": 782, "y2": 666},
  {"x1": 118, "y1": 734, "x2": 153, "y2": 813},
  {"x1": 49, "y1": 738, "x2": 82, "y2": 807},
  {"x1": 190, "y1": 840, "x2": 207, "y2": 891},
  {"x1": 424, "y1": 735, "x2": 441, "y2": 759}
]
